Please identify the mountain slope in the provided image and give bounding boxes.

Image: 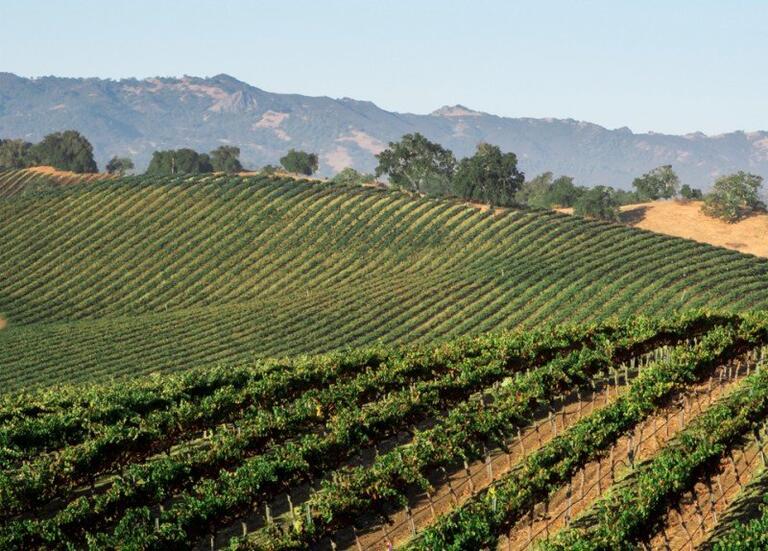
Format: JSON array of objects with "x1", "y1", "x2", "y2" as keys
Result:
[
  {"x1": 2, "y1": 174, "x2": 768, "y2": 391},
  {"x1": 1, "y1": 73, "x2": 768, "y2": 187}
]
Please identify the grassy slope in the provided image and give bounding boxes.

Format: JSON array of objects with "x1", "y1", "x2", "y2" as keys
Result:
[{"x1": 2, "y1": 173, "x2": 768, "y2": 391}]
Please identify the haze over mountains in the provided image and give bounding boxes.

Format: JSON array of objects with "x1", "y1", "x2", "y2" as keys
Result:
[{"x1": 1, "y1": 72, "x2": 767, "y2": 188}]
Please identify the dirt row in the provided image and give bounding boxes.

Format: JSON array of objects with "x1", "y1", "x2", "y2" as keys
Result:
[
  {"x1": 648, "y1": 423, "x2": 768, "y2": 550},
  {"x1": 347, "y1": 357, "x2": 665, "y2": 550},
  {"x1": 199, "y1": 347, "x2": 748, "y2": 550},
  {"x1": 502, "y1": 361, "x2": 746, "y2": 550}
]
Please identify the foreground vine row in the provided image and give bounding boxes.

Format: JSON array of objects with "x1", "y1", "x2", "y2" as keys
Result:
[{"x1": 2, "y1": 311, "x2": 761, "y2": 550}]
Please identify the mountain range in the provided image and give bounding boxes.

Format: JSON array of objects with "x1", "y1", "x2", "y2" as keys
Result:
[{"x1": 1, "y1": 72, "x2": 767, "y2": 188}]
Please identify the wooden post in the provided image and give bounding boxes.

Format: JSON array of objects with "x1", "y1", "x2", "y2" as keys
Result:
[
  {"x1": 577, "y1": 389, "x2": 583, "y2": 419},
  {"x1": 287, "y1": 493, "x2": 296, "y2": 523},
  {"x1": 705, "y1": 478, "x2": 718, "y2": 525},
  {"x1": 675, "y1": 506, "x2": 693, "y2": 542},
  {"x1": 464, "y1": 460, "x2": 475, "y2": 494},
  {"x1": 610, "y1": 445, "x2": 615, "y2": 483},
  {"x1": 715, "y1": 472, "x2": 725, "y2": 497},
  {"x1": 597, "y1": 458, "x2": 602, "y2": 493},
  {"x1": 756, "y1": 426, "x2": 768, "y2": 467},
  {"x1": 660, "y1": 523, "x2": 672, "y2": 551},
  {"x1": 728, "y1": 451, "x2": 742, "y2": 484},
  {"x1": 692, "y1": 491, "x2": 707, "y2": 536},
  {"x1": 443, "y1": 467, "x2": 459, "y2": 505},
  {"x1": 426, "y1": 490, "x2": 436, "y2": 520},
  {"x1": 381, "y1": 520, "x2": 392, "y2": 550},
  {"x1": 406, "y1": 504, "x2": 416, "y2": 535},
  {"x1": 560, "y1": 394, "x2": 567, "y2": 426},
  {"x1": 549, "y1": 408, "x2": 556, "y2": 436}
]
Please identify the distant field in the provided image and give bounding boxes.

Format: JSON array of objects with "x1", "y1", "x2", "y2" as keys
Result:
[
  {"x1": 2, "y1": 172, "x2": 768, "y2": 391},
  {"x1": 558, "y1": 199, "x2": 768, "y2": 258}
]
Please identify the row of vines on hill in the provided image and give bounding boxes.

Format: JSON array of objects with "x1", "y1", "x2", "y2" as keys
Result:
[
  {"x1": 0, "y1": 167, "x2": 107, "y2": 197},
  {"x1": 4, "y1": 312, "x2": 768, "y2": 549},
  {"x1": 3, "y1": 173, "x2": 768, "y2": 393}
]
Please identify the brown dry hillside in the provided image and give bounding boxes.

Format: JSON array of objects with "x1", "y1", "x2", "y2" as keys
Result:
[{"x1": 558, "y1": 200, "x2": 768, "y2": 258}]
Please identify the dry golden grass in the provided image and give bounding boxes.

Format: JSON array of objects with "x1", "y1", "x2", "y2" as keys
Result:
[
  {"x1": 26, "y1": 166, "x2": 108, "y2": 179},
  {"x1": 237, "y1": 170, "x2": 326, "y2": 182},
  {"x1": 558, "y1": 200, "x2": 768, "y2": 258}
]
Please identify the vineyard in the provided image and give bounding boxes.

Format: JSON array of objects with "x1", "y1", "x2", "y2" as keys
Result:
[
  {"x1": 3, "y1": 172, "x2": 768, "y2": 392},
  {"x1": 0, "y1": 167, "x2": 109, "y2": 198},
  {"x1": 0, "y1": 311, "x2": 767, "y2": 550}
]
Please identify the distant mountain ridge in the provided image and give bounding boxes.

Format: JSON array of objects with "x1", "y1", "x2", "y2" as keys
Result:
[{"x1": 1, "y1": 72, "x2": 767, "y2": 188}]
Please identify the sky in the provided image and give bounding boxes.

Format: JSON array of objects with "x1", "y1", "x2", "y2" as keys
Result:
[{"x1": 1, "y1": 0, "x2": 766, "y2": 135}]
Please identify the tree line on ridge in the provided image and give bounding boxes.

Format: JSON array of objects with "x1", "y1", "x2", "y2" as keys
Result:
[{"x1": 0, "y1": 130, "x2": 763, "y2": 223}]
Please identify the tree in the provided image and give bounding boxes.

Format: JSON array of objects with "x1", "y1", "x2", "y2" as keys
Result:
[
  {"x1": 632, "y1": 165, "x2": 680, "y2": 200},
  {"x1": 146, "y1": 149, "x2": 213, "y2": 176},
  {"x1": 517, "y1": 172, "x2": 585, "y2": 209},
  {"x1": 573, "y1": 186, "x2": 620, "y2": 221},
  {"x1": 375, "y1": 133, "x2": 456, "y2": 194},
  {"x1": 452, "y1": 143, "x2": 525, "y2": 206},
  {"x1": 32, "y1": 130, "x2": 98, "y2": 173},
  {"x1": 515, "y1": 172, "x2": 554, "y2": 207},
  {"x1": 702, "y1": 171, "x2": 764, "y2": 222},
  {"x1": 680, "y1": 184, "x2": 703, "y2": 200},
  {"x1": 105, "y1": 156, "x2": 135, "y2": 176},
  {"x1": 332, "y1": 167, "x2": 374, "y2": 186},
  {"x1": 280, "y1": 149, "x2": 319, "y2": 176},
  {"x1": 0, "y1": 139, "x2": 34, "y2": 169},
  {"x1": 260, "y1": 164, "x2": 279, "y2": 175},
  {"x1": 210, "y1": 146, "x2": 243, "y2": 174},
  {"x1": 613, "y1": 188, "x2": 642, "y2": 206},
  {"x1": 548, "y1": 175, "x2": 583, "y2": 207}
]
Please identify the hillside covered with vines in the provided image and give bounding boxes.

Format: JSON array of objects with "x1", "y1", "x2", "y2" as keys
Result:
[{"x1": 3, "y1": 170, "x2": 768, "y2": 391}]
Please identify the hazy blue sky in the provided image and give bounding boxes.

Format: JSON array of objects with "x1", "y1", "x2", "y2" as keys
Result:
[{"x1": 1, "y1": 1, "x2": 766, "y2": 135}]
